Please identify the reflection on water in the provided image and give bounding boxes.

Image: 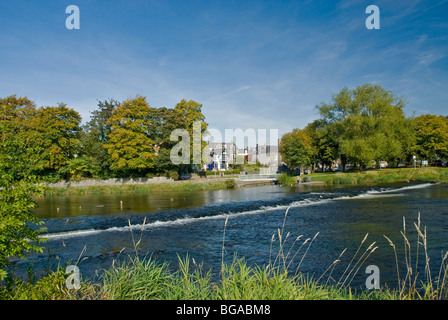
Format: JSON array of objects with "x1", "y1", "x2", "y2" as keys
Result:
[
  {"x1": 33, "y1": 185, "x2": 299, "y2": 218},
  {"x1": 12, "y1": 182, "x2": 448, "y2": 290}
]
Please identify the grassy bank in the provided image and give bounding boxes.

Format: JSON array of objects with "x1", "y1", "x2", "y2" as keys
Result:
[
  {"x1": 2, "y1": 246, "x2": 444, "y2": 300},
  {"x1": 0, "y1": 256, "x2": 353, "y2": 300},
  {"x1": 42, "y1": 167, "x2": 448, "y2": 196},
  {"x1": 42, "y1": 179, "x2": 236, "y2": 196},
  {"x1": 309, "y1": 167, "x2": 448, "y2": 186}
]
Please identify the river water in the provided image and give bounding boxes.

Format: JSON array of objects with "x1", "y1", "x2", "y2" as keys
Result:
[{"x1": 9, "y1": 181, "x2": 448, "y2": 290}]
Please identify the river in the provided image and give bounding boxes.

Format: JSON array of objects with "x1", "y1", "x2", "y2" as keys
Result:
[{"x1": 9, "y1": 181, "x2": 448, "y2": 290}]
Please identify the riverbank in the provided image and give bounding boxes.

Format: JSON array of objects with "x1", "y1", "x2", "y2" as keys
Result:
[
  {"x1": 308, "y1": 167, "x2": 448, "y2": 186},
  {"x1": 2, "y1": 249, "x2": 445, "y2": 300},
  {"x1": 41, "y1": 167, "x2": 447, "y2": 196},
  {"x1": 42, "y1": 177, "x2": 239, "y2": 196},
  {"x1": 0, "y1": 255, "x2": 372, "y2": 300}
]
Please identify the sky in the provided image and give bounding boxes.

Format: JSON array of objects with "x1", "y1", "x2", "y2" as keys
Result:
[{"x1": 1, "y1": 0, "x2": 447, "y2": 141}]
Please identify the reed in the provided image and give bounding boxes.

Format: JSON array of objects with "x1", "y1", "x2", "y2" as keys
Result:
[
  {"x1": 311, "y1": 167, "x2": 448, "y2": 186},
  {"x1": 381, "y1": 212, "x2": 448, "y2": 299}
]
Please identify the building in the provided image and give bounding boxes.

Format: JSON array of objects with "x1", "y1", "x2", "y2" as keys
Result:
[
  {"x1": 204, "y1": 141, "x2": 280, "y2": 172},
  {"x1": 205, "y1": 141, "x2": 237, "y2": 171}
]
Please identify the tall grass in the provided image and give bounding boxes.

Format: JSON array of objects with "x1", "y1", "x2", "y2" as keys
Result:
[
  {"x1": 43, "y1": 180, "x2": 232, "y2": 196},
  {"x1": 276, "y1": 174, "x2": 297, "y2": 186},
  {"x1": 312, "y1": 167, "x2": 448, "y2": 186},
  {"x1": 382, "y1": 212, "x2": 448, "y2": 300}
]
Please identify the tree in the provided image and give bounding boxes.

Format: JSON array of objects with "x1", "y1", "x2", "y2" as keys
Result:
[
  {"x1": 0, "y1": 95, "x2": 42, "y2": 179},
  {"x1": 279, "y1": 128, "x2": 313, "y2": 171},
  {"x1": 81, "y1": 99, "x2": 118, "y2": 178},
  {"x1": 30, "y1": 104, "x2": 82, "y2": 173},
  {"x1": 149, "y1": 107, "x2": 185, "y2": 153},
  {"x1": 0, "y1": 95, "x2": 37, "y2": 137},
  {"x1": 305, "y1": 120, "x2": 340, "y2": 172},
  {"x1": 412, "y1": 114, "x2": 448, "y2": 162},
  {"x1": 174, "y1": 99, "x2": 208, "y2": 134},
  {"x1": 0, "y1": 95, "x2": 46, "y2": 279},
  {"x1": 316, "y1": 84, "x2": 411, "y2": 170},
  {"x1": 0, "y1": 173, "x2": 46, "y2": 280},
  {"x1": 173, "y1": 99, "x2": 208, "y2": 172},
  {"x1": 103, "y1": 96, "x2": 156, "y2": 175}
]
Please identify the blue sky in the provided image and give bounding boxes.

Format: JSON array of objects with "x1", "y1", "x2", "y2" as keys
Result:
[{"x1": 1, "y1": 0, "x2": 447, "y2": 138}]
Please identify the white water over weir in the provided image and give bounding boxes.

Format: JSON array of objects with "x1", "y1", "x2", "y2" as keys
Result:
[{"x1": 39, "y1": 182, "x2": 436, "y2": 241}]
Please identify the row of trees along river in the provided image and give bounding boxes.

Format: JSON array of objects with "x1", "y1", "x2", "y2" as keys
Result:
[{"x1": 280, "y1": 84, "x2": 448, "y2": 172}]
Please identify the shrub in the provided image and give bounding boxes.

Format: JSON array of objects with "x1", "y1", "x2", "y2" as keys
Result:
[
  {"x1": 277, "y1": 173, "x2": 297, "y2": 186},
  {"x1": 0, "y1": 174, "x2": 46, "y2": 280},
  {"x1": 225, "y1": 179, "x2": 236, "y2": 189},
  {"x1": 165, "y1": 170, "x2": 179, "y2": 181}
]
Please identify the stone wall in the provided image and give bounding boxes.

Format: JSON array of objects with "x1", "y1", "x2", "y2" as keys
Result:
[{"x1": 46, "y1": 176, "x2": 174, "y2": 188}]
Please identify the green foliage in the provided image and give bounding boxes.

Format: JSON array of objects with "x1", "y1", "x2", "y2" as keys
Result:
[
  {"x1": 58, "y1": 157, "x2": 99, "y2": 180},
  {"x1": 165, "y1": 170, "x2": 179, "y2": 180},
  {"x1": 1, "y1": 94, "x2": 210, "y2": 182},
  {"x1": 2, "y1": 266, "x2": 101, "y2": 300},
  {"x1": 104, "y1": 96, "x2": 156, "y2": 174},
  {"x1": 154, "y1": 148, "x2": 179, "y2": 174},
  {"x1": 99, "y1": 254, "x2": 343, "y2": 300},
  {"x1": 80, "y1": 99, "x2": 117, "y2": 178},
  {"x1": 315, "y1": 84, "x2": 412, "y2": 170},
  {"x1": 31, "y1": 104, "x2": 82, "y2": 172},
  {"x1": 174, "y1": 99, "x2": 208, "y2": 136},
  {"x1": 304, "y1": 120, "x2": 339, "y2": 171},
  {"x1": 276, "y1": 173, "x2": 297, "y2": 186},
  {"x1": 101, "y1": 255, "x2": 172, "y2": 300},
  {"x1": 174, "y1": 99, "x2": 209, "y2": 169},
  {"x1": 225, "y1": 178, "x2": 236, "y2": 189},
  {"x1": 0, "y1": 95, "x2": 44, "y2": 179},
  {"x1": 310, "y1": 168, "x2": 448, "y2": 186},
  {"x1": 412, "y1": 114, "x2": 448, "y2": 161},
  {"x1": 279, "y1": 128, "x2": 313, "y2": 169},
  {"x1": 0, "y1": 95, "x2": 48, "y2": 280},
  {"x1": 0, "y1": 174, "x2": 46, "y2": 280}
]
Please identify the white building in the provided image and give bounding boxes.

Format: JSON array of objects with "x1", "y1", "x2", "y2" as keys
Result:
[{"x1": 205, "y1": 142, "x2": 236, "y2": 171}]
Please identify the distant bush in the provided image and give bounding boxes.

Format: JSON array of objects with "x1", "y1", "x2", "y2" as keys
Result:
[
  {"x1": 225, "y1": 179, "x2": 236, "y2": 189},
  {"x1": 277, "y1": 173, "x2": 297, "y2": 186},
  {"x1": 165, "y1": 170, "x2": 179, "y2": 180}
]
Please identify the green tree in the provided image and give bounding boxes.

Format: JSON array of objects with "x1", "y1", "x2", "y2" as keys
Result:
[
  {"x1": 154, "y1": 147, "x2": 179, "y2": 174},
  {"x1": 412, "y1": 114, "x2": 448, "y2": 162},
  {"x1": 0, "y1": 173, "x2": 45, "y2": 280},
  {"x1": 149, "y1": 107, "x2": 185, "y2": 153},
  {"x1": 305, "y1": 120, "x2": 340, "y2": 172},
  {"x1": 81, "y1": 99, "x2": 118, "y2": 178},
  {"x1": 173, "y1": 99, "x2": 208, "y2": 172},
  {"x1": 0, "y1": 95, "x2": 43, "y2": 179},
  {"x1": 0, "y1": 95, "x2": 46, "y2": 280},
  {"x1": 174, "y1": 99, "x2": 208, "y2": 134},
  {"x1": 58, "y1": 157, "x2": 98, "y2": 180},
  {"x1": 103, "y1": 96, "x2": 156, "y2": 175},
  {"x1": 316, "y1": 84, "x2": 411, "y2": 170},
  {"x1": 31, "y1": 104, "x2": 82, "y2": 174},
  {"x1": 279, "y1": 128, "x2": 313, "y2": 170}
]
